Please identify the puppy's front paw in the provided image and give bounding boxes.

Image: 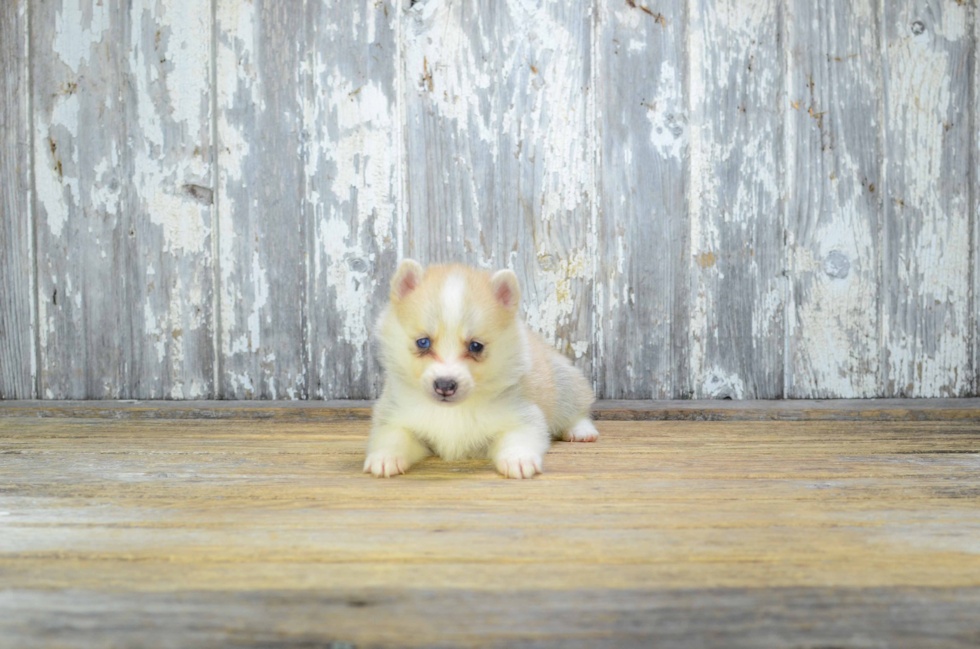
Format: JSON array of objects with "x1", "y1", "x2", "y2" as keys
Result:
[
  {"x1": 563, "y1": 419, "x2": 599, "y2": 443},
  {"x1": 494, "y1": 451, "x2": 543, "y2": 479},
  {"x1": 363, "y1": 452, "x2": 410, "y2": 478}
]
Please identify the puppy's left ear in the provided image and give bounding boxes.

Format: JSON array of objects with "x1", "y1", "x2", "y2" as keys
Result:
[{"x1": 490, "y1": 269, "x2": 521, "y2": 312}]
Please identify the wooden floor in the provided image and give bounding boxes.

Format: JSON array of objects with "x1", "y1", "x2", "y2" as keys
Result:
[{"x1": 1, "y1": 405, "x2": 979, "y2": 647}]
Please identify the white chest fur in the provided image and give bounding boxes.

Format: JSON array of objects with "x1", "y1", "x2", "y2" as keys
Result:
[{"x1": 395, "y1": 397, "x2": 524, "y2": 461}]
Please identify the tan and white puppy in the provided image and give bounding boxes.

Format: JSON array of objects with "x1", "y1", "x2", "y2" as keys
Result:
[{"x1": 365, "y1": 260, "x2": 597, "y2": 479}]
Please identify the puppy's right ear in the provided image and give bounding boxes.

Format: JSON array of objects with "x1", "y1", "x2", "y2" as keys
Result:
[
  {"x1": 490, "y1": 269, "x2": 521, "y2": 312},
  {"x1": 391, "y1": 259, "x2": 424, "y2": 302}
]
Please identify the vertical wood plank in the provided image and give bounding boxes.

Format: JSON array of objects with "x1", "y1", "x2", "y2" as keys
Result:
[
  {"x1": 402, "y1": 0, "x2": 596, "y2": 378},
  {"x1": 785, "y1": 0, "x2": 882, "y2": 398},
  {"x1": 687, "y1": 0, "x2": 786, "y2": 398},
  {"x1": 973, "y1": 8, "x2": 979, "y2": 398},
  {"x1": 974, "y1": 7, "x2": 979, "y2": 397},
  {"x1": 882, "y1": 0, "x2": 973, "y2": 397},
  {"x1": 32, "y1": 0, "x2": 214, "y2": 398},
  {"x1": 0, "y1": 0, "x2": 35, "y2": 398},
  {"x1": 216, "y1": 1, "x2": 307, "y2": 399},
  {"x1": 595, "y1": 0, "x2": 688, "y2": 398},
  {"x1": 303, "y1": 0, "x2": 399, "y2": 399}
]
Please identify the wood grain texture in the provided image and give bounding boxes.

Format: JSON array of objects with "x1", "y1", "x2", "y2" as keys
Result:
[
  {"x1": 0, "y1": 0, "x2": 35, "y2": 399},
  {"x1": 785, "y1": 0, "x2": 882, "y2": 398},
  {"x1": 2, "y1": 587, "x2": 979, "y2": 649},
  {"x1": 3, "y1": 398, "x2": 980, "y2": 421},
  {"x1": 687, "y1": 0, "x2": 786, "y2": 399},
  {"x1": 595, "y1": 0, "x2": 689, "y2": 399},
  {"x1": 402, "y1": 0, "x2": 596, "y2": 376},
  {"x1": 303, "y1": 0, "x2": 399, "y2": 399},
  {"x1": 216, "y1": 0, "x2": 307, "y2": 399},
  {"x1": 31, "y1": 0, "x2": 214, "y2": 399},
  {"x1": 1, "y1": 416, "x2": 979, "y2": 647},
  {"x1": 973, "y1": 9, "x2": 979, "y2": 399},
  {"x1": 882, "y1": 0, "x2": 974, "y2": 397}
]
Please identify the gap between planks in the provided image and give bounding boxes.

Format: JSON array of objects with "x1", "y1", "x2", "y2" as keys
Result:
[{"x1": 0, "y1": 399, "x2": 979, "y2": 421}]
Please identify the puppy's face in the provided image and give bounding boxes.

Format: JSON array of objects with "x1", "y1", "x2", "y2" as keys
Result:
[{"x1": 378, "y1": 261, "x2": 523, "y2": 405}]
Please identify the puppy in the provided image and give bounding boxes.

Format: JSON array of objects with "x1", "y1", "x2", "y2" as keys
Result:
[{"x1": 364, "y1": 260, "x2": 598, "y2": 479}]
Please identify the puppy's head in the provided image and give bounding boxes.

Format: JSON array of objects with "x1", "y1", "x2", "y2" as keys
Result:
[{"x1": 377, "y1": 260, "x2": 524, "y2": 405}]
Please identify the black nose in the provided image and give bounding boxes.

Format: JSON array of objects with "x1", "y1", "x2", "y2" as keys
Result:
[{"x1": 433, "y1": 378, "x2": 457, "y2": 397}]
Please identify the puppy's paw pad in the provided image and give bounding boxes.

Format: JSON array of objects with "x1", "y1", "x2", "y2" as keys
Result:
[
  {"x1": 495, "y1": 453, "x2": 543, "y2": 479},
  {"x1": 363, "y1": 453, "x2": 409, "y2": 478},
  {"x1": 564, "y1": 419, "x2": 599, "y2": 443}
]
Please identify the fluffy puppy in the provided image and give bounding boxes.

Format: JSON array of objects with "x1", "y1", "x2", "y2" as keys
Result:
[{"x1": 364, "y1": 260, "x2": 597, "y2": 479}]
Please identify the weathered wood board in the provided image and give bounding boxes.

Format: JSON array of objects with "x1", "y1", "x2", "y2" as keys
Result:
[
  {"x1": 1, "y1": 416, "x2": 979, "y2": 646},
  {"x1": 975, "y1": 7, "x2": 979, "y2": 399},
  {"x1": 882, "y1": 0, "x2": 974, "y2": 397},
  {"x1": 595, "y1": 0, "x2": 688, "y2": 399},
  {"x1": 216, "y1": 0, "x2": 399, "y2": 400},
  {"x1": 3, "y1": 587, "x2": 979, "y2": 649},
  {"x1": 302, "y1": 0, "x2": 400, "y2": 400},
  {"x1": 687, "y1": 0, "x2": 786, "y2": 399},
  {"x1": 2, "y1": 0, "x2": 980, "y2": 400},
  {"x1": 785, "y1": 0, "x2": 882, "y2": 398},
  {"x1": 0, "y1": 0, "x2": 35, "y2": 399},
  {"x1": 215, "y1": 0, "x2": 307, "y2": 399},
  {"x1": 31, "y1": 0, "x2": 215, "y2": 399}
]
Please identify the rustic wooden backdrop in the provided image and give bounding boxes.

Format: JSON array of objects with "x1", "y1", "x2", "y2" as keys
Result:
[{"x1": 1, "y1": 0, "x2": 977, "y2": 400}]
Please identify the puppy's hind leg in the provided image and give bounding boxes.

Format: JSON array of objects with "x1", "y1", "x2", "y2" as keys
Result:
[{"x1": 562, "y1": 418, "x2": 599, "y2": 443}]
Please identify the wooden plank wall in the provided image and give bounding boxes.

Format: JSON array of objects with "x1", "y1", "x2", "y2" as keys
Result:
[
  {"x1": 30, "y1": 0, "x2": 215, "y2": 399},
  {"x1": 0, "y1": 0, "x2": 35, "y2": 399},
  {"x1": 785, "y1": 0, "x2": 881, "y2": 399},
  {"x1": 0, "y1": 0, "x2": 976, "y2": 400}
]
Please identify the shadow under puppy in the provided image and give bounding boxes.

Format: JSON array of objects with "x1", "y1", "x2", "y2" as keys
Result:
[{"x1": 365, "y1": 260, "x2": 598, "y2": 479}]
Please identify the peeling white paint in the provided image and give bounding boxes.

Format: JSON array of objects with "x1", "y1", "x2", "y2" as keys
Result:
[
  {"x1": 646, "y1": 60, "x2": 685, "y2": 160},
  {"x1": 52, "y1": 0, "x2": 108, "y2": 74},
  {"x1": 247, "y1": 248, "x2": 269, "y2": 354},
  {"x1": 216, "y1": 0, "x2": 259, "y2": 377},
  {"x1": 35, "y1": 93, "x2": 81, "y2": 239},
  {"x1": 789, "y1": 229, "x2": 879, "y2": 396},
  {"x1": 159, "y1": 6, "x2": 210, "y2": 134},
  {"x1": 887, "y1": 42, "x2": 952, "y2": 221},
  {"x1": 883, "y1": 4, "x2": 972, "y2": 397},
  {"x1": 524, "y1": 248, "x2": 590, "y2": 349},
  {"x1": 30, "y1": 0, "x2": 216, "y2": 398},
  {"x1": 687, "y1": 0, "x2": 783, "y2": 398},
  {"x1": 315, "y1": 218, "x2": 373, "y2": 371},
  {"x1": 938, "y1": 3, "x2": 968, "y2": 41},
  {"x1": 326, "y1": 77, "x2": 396, "y2": 250},
  {"x1": 405, "y1": 0, "x2": 496, "y2": 146},
  {"x1": 701, "y1": 368, "x2": 745, "y2": 399},
  {"x1": 298, "y1": 3, "x2": 399, "y2": 396},
  {"x1": 782, "y1": 0, "x2": 884, "y2": 399},
  {"x1": 130, "y1": 1, "x2": 211, "y2": 256},
  {"x1": 627, "y1": 39, "x2": 646, "y2": 52},
  {"x1": 143, "y1": 298, "x2": 167, "y2": 364}
]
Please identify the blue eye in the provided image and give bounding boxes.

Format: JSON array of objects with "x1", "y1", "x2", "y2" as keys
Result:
[
  {"x1": 468, "y1": 341, "x2": 484, "y2": 353},
  {"x1": 416, "y1": 337, "x2": 430, "y2": 349}
]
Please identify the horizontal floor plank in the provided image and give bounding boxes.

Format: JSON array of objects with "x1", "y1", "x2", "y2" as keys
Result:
[
  {"x1": 2, "y1": 398, "x2": 980, "y2": 421},
  {"x1": 2, "y1": 587, "x2": 979, "y2": 649}
]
